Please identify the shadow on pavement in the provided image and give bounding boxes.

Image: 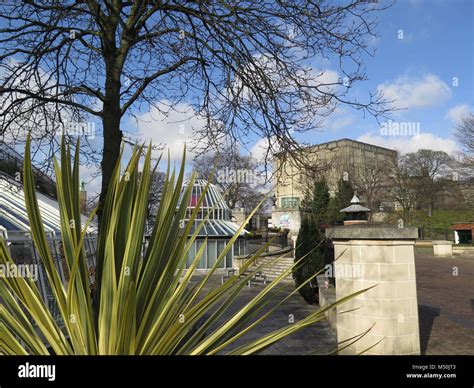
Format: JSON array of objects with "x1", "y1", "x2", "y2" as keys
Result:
[{"x1": 418, "y1": 304, "x2": 440, "y2": 355}]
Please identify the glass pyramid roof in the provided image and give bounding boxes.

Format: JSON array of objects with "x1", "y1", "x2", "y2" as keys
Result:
[{"x1": 178, "y1": 179, "x2": 247, "y2": 237}]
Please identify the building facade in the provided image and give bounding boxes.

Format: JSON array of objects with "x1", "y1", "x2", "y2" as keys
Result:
[
  {"x1": 272, "y1": 138, "x2": 397, "y2": 235},
  {"x1": 274, "y1": 138, "x2": 397, "y2": 206}
]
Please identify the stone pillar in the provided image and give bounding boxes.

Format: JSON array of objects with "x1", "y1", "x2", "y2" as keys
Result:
[
  {"x1": 326, "y1": 226, "x2": 420, "y2": 355},
  {"x1": 79, "y1": 189, "x2": 87, "y2": 214},
  {"x1": 432, "y1": 240, "x2": 453, "y2": 256},
  {"x1": 231, "y1": 208, "x2": 247, "y2": 228}
]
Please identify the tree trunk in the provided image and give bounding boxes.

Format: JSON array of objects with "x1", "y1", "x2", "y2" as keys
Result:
[
  {"x1": 93, "y1": 72, "x2": 122, "y2": 327},
  {"x1": 99, "y1": 108, "x2": 122, "y2": 218},
  {"x1": 98, "y1": 77, "x2": 122, "y2": 222}
]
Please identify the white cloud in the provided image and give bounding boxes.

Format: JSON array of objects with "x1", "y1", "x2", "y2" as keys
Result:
[
  {"x1": 357, "y1": 132, "x2": 459, "y2": 155},
  {"x1": 324, "y1": 106, "x2": 355, "y2": 131},
  {"x1": 377, "y1": 74, "x2": 452, "y2": 110},
  {"x1": 446, "y1": 104, "x2": 471, "y2": 124},
  {"x1": 329, "y1": 116, "x2": 354, "y2": 131},
  {"x1": 310, "y1": 68, "x2": 340, "y2": 95},
  {"x1": 317, "y1": 104, "x2": 355, "y2": 132},
  {"x1": 130, "y1": 100, "x2": 208, "y2": 162},
  {"x1": 314, "y1": 69, "x2": 340, "y2": 85},
  {"x1": 249, "y1": 137, "x2": 279, "y2": 164}
]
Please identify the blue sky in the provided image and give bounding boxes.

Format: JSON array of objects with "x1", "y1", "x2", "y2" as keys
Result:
[{"x1": 295, "y1": 0, "x2": 473, "y2": 154}]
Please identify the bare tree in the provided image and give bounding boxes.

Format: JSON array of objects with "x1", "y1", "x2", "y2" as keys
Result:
[
  {"x1": 387, "y1": 156, "x2": 417, "y2": 223},
  {"x1": 455, "y1": 113, "x2": 474, "y2": 156},
  {"x1": 193, "y1": 151, "x2": 268, "y2": 213},
  {"x1": 403, "y1": 149, "x2": 453, "y2": 217},
  {"x1": 455, "y1": 113, "x2": 474, "y2": 174},
  {"x1": 0, "y1": 1, "x2": 391, "y2": 218},
  {"x1": 352, "y1": 160, "x2": 388, "y2": 217},
  {"x1": 146, "y1": 168, "x2": 166, "y2": 225}
]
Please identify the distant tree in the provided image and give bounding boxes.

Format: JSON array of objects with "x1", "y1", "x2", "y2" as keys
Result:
[
  {"x1": 455, "y1": 113, "x2": 474, "y2": 177},
  {"x1": 294, "y1": 217, "x2": 327, "y2": 304},
  {"x1": 353, "y1": 160, "x2": 389, "y2": 217},
  {"x1": 403, "y1": 149, "x2": 453, "y2": 217},
  {"x1": 455, "y1": 113, "x2": 474, "y2": 157},
  {"x1": 193, "y1": 151, "x2": 268, "y2": 213},
  {"x1": 387, "y1": 156, "x2": 417, "y2": 223},
  {"x1": 301, "y1": 178, "x2": 330, "y2": 225},
  {"x1": 146, "y1": 169, "x2": 166, "y2": 226},
  {"x1": 327, "y1": 178, "x2": 354, "y2": 224}
]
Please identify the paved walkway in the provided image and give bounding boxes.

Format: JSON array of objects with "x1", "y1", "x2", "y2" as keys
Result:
[
  {"x1": 192, "y1": 275, "x2": 336, "y2": 355},
  {"x1": 415, "y1": 249, "x2": 474, "y2": 355}
]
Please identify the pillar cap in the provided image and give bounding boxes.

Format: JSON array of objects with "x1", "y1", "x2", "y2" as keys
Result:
[
  {"x1": 432, "y1": 240, "x2": 453, "y2": 245},
  {"x1": 326, "y1": 225, "x2": 419, "y2": 240}
]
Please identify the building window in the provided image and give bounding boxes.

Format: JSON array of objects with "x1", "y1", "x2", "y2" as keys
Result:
[
  {"x1": 281, "y1": 197, "x2": 299, "y2": 208},
  {"x1": 218, "y1": 241, "x2": 226, "y2": 268}
]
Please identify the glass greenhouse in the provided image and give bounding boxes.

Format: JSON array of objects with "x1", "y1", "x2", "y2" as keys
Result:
[
  {"x1": 178, "y1": 179, "x2": 248, "y2": 269},
  {"x1": 0, "y1": 172, "x2": 95, "y2": 234},
  {"x1": 0, "y1": 172, "x2": 96, "y2": 319}
]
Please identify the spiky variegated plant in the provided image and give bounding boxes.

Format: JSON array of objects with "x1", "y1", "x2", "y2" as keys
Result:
[{"x1": 0, "y1": 136, "x2": 370, "y2": 355}]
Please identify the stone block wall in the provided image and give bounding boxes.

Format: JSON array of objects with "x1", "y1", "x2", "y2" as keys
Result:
[{"x1": 327, "y1": 226, "x2": 420, "y2": 355}]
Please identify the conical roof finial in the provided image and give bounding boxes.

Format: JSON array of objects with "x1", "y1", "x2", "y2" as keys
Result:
[
  {"x1": 340, "y1": 192, "x2": 371, "y2": 225},
  {"x1": 350, "y1": 193, "x2": 361, "y2": 204}
]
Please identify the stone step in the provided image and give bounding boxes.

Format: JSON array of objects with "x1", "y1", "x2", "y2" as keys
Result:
[
  {"x1": 258, "y1": 266, "x2": 293, "y2": 271},
  {"x1": 255, "y1": 272, "x2": 291, "y2": 276},
  {"x1": 267, "y1": 274, "x2": 293, "y2": 279},
  {"x1": 256, "y1": 268, "x2": 292, "y2": 272},
  {"x1": 252, "y1": 262, "x2": 293, "y2": 267},
  {"x1": 255, "y1": 266, "x2": 293, "y2": 270},
  {"x1": 250, "y1": 262, "x2": 293, "y2": 267},
  {"x1": 255, "y1": 262, "x2": 294, "y2": 266},
  {"x1": 251, "y1": 270, "x2": 293, "y2": 278}
]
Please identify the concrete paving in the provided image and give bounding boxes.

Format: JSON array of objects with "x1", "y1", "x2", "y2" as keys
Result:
[
  {"x1": 415, "y1": 249, "x2": 474, "y2": 355},
  {"x1": 191, "y1": 274, "x2": 337, "y2": 355}
]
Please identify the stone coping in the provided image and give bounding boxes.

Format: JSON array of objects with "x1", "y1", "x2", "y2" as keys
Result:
[
  {"x1": 326, "y1": 225, "x2": 419, "y2": 240},
  {"x1": 332, "y1": 239, "x2": 415, "y2": 246},
  {"x1": 432, "y1": 240, "x2": 454, "y2": 245}
]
